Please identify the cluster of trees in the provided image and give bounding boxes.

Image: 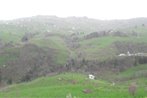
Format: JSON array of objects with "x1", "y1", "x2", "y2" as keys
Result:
[
  {"x1": 65, "y1": 35, "x2": 80, "y2": 49},
  {"x1": 84, "y1": 30, "x2": 138, "y2": 39},
  {"x1": 0, "y1": 44, "x2": 56, "y2": 84},
  {"x1": 1, "y1": 44, "x2": 147, "y2": 85},
  {"x1": 64, "y1": 55, "x2": 147, "y2": 76},
  {"x1": 21, "y1": 32, "x2": 38, "y2": 42},
  {"x1": 115, "y1": 42, "x2": 147, "y2": 53}
]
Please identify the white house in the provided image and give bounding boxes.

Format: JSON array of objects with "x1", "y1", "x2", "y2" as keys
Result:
[
  {"x1": 118, "y1": 53, "x2": 126, "y2": 56},
  {"x1": 127, "y1": 51, "x2": 131, "y2": 56},
  {"x1": 88, "y1": 74, "x2": 95, "y2": 80}
]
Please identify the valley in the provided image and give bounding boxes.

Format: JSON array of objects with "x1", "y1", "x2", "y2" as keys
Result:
[{"x1": 0, "y1": 16, "x2": 147, "y2": 98}]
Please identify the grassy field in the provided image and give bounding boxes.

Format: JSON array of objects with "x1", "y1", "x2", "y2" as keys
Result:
[
  {"x1": 0, "y1": 72, "x2": 146, "y2": 98},
  {"x1": 117, "y1": 64, "x2": 147, "y2": 84},
  {"x1": 30, "y1": 36, "x2": 69, "y2": 65},
  {"x1": 77, "y1": 36, "x2": 136, "y2": 61}
]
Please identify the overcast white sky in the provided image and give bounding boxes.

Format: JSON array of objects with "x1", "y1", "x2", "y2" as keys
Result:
[{"x1": 0, "y1": 0, "x2": 147, "y2": 20}]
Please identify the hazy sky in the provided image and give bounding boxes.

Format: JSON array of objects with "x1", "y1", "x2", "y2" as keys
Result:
[{"x1": 0, "y1": 0, "x2": 147, "y2": 20}]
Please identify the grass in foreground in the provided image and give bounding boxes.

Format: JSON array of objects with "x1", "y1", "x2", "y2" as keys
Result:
[{"x1": 0, "y1": 73, "x2": 146, "y2": 98}]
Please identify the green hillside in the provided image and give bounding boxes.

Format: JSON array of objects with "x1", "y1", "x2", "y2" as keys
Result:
[
  {"x1": 0, "y1": 72, "x2": 146, "y2": 98},
  {"x1": 0, "y1": 16, "x2": 147, "y2": 98},
  {"x1": 30, "y1": 36, "x2": 69, "y2": 65}
]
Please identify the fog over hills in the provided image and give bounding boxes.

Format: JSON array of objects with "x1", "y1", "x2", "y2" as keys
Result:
[{"x1": 0, "y1": 16, "x2": 147, "y2": 98}]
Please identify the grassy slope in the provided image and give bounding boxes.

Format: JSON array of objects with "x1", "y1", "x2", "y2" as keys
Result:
[
  {"x1": 0, "y1": 73, "x2": 146, "y2": 98},
  {"x1": 119, "y1": 64, "x2": 147, "y2": 77},
  {"x1": 0, "y1": 21, "x2": 147, "y2": 65},
  {"x1": 0, "y1": 28, "x2": 69, "y2": 66},
  {"x1": 77, "y1": 35, "x2": 145, "y2": 61},
  {"x1": 30, "y1": 35, "x2": 69, "y2": 65},
  {"x1": 0, "y1": 24, "x2": 25, "y2": 43},
  {"x1": 0, "y1": 18, "x2": 147, "y2": 98},
  {"x1": 117, "y1": 64, "x2": 147, "y2": 84},
  {"x1": 77, "y1": 24, "x2": 147, "y2": 60},
  {"x1": 0, "y1": 47, "x2": 21, "y2": 66}
]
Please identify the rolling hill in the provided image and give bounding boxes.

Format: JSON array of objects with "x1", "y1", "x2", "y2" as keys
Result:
[{"x1": 0, "y1": 16, "x2": 147, "y2": 97}]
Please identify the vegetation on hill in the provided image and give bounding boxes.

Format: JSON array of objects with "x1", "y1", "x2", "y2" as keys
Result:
[
  {"x1": 0, "y1": 16, "x2": 147, "y2": 97},
  {"x1": 0, "y1": 72, "x2": 146, "y2": 98}
]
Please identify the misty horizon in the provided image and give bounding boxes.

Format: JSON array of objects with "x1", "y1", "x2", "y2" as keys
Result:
[
  {"x1": 0, "y1": 15, "x2": 147, "y2": 21},
  {"x1": 0, "y1": 0, "x2": 147, "y2": 20}
]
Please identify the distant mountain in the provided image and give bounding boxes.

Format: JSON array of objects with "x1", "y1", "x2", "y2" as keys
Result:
[{"x1": 1, "y1": 16, "x2": 147, "y2": 34}]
